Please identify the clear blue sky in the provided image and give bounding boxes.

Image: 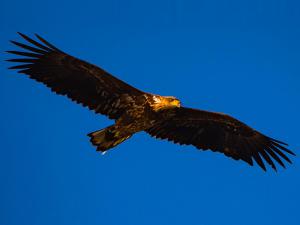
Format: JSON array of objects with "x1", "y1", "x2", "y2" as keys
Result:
[{"x1": 1, "y1": 0, "x2": 299, "y2": 225}]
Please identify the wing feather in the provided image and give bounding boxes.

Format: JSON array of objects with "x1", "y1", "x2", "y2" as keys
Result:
[
  {"x1": 146, "y1": 107, "x2": 295, "y2": 171},
  {"x1": 7, "y1": 33, "x2": 145, "y2": 120}
]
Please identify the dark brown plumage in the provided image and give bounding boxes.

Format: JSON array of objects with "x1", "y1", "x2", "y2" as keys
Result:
[{"x1": 6, "y1": 33, "x2": 295, "y2": 171}]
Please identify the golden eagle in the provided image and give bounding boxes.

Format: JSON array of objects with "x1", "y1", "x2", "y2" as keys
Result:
[{"x1": 6, "y1": 33, "x2": 295, "y2": 171}]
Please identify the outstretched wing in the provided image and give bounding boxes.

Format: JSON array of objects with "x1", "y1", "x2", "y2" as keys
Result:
[
  {"x1": 146, "y1": 107, "x2": 295, "y2": 171},
  {"x1": 6, "y1": 33, "x2": 144, "y2": 120}
]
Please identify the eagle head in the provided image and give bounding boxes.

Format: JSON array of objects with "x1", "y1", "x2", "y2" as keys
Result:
[
  {"x1": 165, "y1": 96, "x2": 181, "y2": 108},
  {"x1": 151, "y1": 95, "x2": 181, "y2": 111}
]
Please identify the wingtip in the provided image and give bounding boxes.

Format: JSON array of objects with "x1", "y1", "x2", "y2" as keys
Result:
[
  {"x1": 270, "y1": 137, "x2": 289, "y2": 146},
  {"x1": 34, "y1": 33, "x2": 62, "y2": 52},
  {"x1": 260, "y1": 163, "x2": 267, "y2": 172},
  {"x1": 17, "y1": 32, "x2": 29, "y2": 40},
  {"x1": 256, "y1": 161, "x2": 267, "y2": 172},
  {"x1": 261, "y1": 166, "x2": 267, "y2": 172},
  {"x1": 34, "y1": 33, "x2": 43, "y2": 42},
  {"x1": 5, "y1": 50, "x2": 17, "y2": 55},
  {"x1": 271, "y1": 164, "x2": 277, "y2": 172},
  {"x1": 9, "y1": 40, "x2": 22, "y2": 47},
  {"x1": 10, "y1": 40, "x2": 17, "y2": 45}
]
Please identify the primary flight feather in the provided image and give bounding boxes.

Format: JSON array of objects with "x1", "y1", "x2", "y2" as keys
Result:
[{"x1": 6, "y1": 33, "x2": 295, "y2": 171}]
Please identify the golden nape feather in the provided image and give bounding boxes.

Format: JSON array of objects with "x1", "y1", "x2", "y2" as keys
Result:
[{"x1": 6, "y1": 33, "x2": 296, "y2": 171}]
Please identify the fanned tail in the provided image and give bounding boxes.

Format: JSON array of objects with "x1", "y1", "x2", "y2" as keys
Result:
[{"x1": 88, "y1": 125, "x2": 131, "y2": 152}]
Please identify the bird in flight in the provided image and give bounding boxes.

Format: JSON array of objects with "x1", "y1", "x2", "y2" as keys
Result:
[{"x1": 6, "y1": 33, "x2": 295, "y2": 171}]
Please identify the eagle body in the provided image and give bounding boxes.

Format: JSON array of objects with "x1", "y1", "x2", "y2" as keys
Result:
[
  {"x1": 6, "y1": 33, "x2": 296, "y2": 171},
  {"x1": 89, "y1": 94, "x2": 181, "y2": 151}
]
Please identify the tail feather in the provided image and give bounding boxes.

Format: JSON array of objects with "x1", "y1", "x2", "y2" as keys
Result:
[
  {"x1": 88, "y1": 128, "x2": 107, "y2": 146},
  {"x1": 88, "y1": 126, "x2": 131, "y2": 152}
]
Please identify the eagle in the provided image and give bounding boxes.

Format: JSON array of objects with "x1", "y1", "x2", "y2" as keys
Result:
[{"x1": 6, "y1": 33, "x2": 295, "y2": 171}]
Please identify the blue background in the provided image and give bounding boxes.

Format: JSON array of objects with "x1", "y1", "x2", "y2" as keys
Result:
[{"x1": 1, "y1": 0, "x2": 299, "y2": 225}]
